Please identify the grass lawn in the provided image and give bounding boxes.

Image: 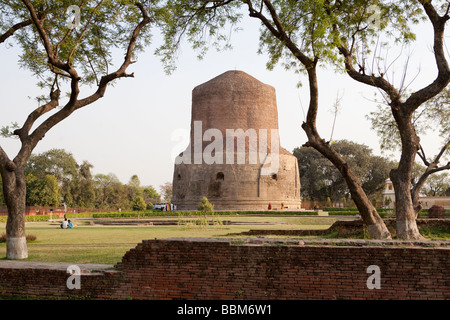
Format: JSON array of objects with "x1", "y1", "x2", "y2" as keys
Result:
[{"x1": 0, "y1": 216, "x2": 348, "y2": 264}]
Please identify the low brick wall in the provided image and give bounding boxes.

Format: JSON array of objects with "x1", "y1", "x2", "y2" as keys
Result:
[
  {"x1": 0, "y1": 261, "x2": 120, "y2": 299},
  {"x1": 239, "y1": 219, "x2": 450, "y2": 237},
  {"x1": 0, "y1": 239, "x2": 448, "y2": 300}
]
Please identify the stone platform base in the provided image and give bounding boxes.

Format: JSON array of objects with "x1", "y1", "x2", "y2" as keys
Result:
[{"x1": 174, "y1": 199, "x2": 302, "y2": 211}]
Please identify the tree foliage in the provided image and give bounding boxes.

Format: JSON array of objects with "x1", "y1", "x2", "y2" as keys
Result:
[
  {"x1": 143, "y1": 186, "x2": 161, "y2": 205},
  {"x1": 22, "y1": 149, "x2": 161, "y2": 210},
  {"x1": 0, "y1": 0, "x2": 158, "y2": 175},
  {"x1": 158, "y1": 0, "x2": 420, "y2": 75},
  {"x1": 157, "y1": 0, "x2": 242, "y2": 73},
  {"x1": 25, "y1": 173, "x2": 60, "y2": 206},
  {"x1": 75, "y1": 161, "x2": 96, "y2": 208},
  {"x1": 1, "y1": 0, "x2": 157, "y2": 90},
  {"x1": 132, "y1": 195, "x2": 146, "y2": 211},
  {"x1": 197, "y1": 196, "x2": 214, "y2": 214},
  {"x1": 159, "y1": 181, "x2": 172, "y2": 203},
  {"x1": 159, "y1": 0, "x2": 450, "y2": 240},
  {"x1": 294, "y1": 140, "x2": 393, "y2": 201},
  {"x1": 367, "y1": 87, "x2": 449, "y2": 165},
  {"x1": 0, "y1": 0, "x2": 159, "y2": 258},
  {"x1": 25, "y1": 149, "x2": 78, "y2": 205},
  {"x1": 423, "y1": 172, "x2": 449, "y2": 196}
]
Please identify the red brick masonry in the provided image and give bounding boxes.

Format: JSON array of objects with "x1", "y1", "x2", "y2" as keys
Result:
[{"x1": 0, "y1": 238, "x2": 448, "y2": 299}]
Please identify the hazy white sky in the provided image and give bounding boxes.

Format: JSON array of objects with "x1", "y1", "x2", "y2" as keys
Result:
[{"x1": 0, "y1": 14, "x2": 445, "y2": 194}]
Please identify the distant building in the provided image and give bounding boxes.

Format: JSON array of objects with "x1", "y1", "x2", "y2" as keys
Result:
[
  {"x1": 382, "y1": 179, "x2": 396, "y2": 208},
  {"x1": 382, "y1": 178, "x2": 450, "y2": 209},
  {"x1": 419, "y1": 197, "x2": 450, "y2": 210}
]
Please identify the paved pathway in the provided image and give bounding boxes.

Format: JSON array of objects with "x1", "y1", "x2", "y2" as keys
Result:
[{"x1": 0, "y1": 260, "x2": 115, "y2": 273}]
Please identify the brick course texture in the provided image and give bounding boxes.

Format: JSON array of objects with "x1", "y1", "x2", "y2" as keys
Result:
[{"x1": 0, "y1": 238, "x2": 448, "y2": 300}]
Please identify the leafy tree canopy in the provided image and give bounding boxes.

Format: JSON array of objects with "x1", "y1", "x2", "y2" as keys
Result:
[
  {"x1": 1, "y1": 0, "x2": 159, "y2": 93},
  {"x1": 294, "y1": 140, "x2": 394, "y2": 201},
  {"x1": 158, "y1": 0, "x2": 423, "y2": 76}
]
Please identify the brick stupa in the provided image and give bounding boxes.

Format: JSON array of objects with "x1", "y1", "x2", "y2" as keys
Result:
[{"x1": 172, "y1": 70, "x2": 301, "y2": 210}]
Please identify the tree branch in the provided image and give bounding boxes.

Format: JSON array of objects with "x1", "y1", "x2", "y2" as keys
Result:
[
  {"x1": 0, "y1": 145, "x2": 15, "y2": 172},
  {"x1": 244, "y1": 0, "x2": 319, "y2": 126},
  {"x1": 76, "y1": 2, "x2": 151, "y2": 109},
  {"x1": 338, "y1": 46, "x2": 401, "y2": 103},
  {"x1": 0, "y1": 19, "x2": 32, "y2": 44},
  {"x1": 245, "y1": 0, "x2": 315, "y2": 68},
  {"x1": 67, "y1": 0, "x2": 105, "y2": 63},
  {"x1": 412, "y1": 161, "x2": 450, "y2": 211},
  {"x1": 433, "y1": 140, "x2": 450, "y2": 165},
  {"x1": 13, "y1": 88, "x2": 61, "y2": 142},
  {"x1": 15, "y1": 2, "x2": 151, "y2": 166},
  {"x1": 411, "y1": 139, "x2": 450, "y2": 214},
  {"x1": 403, "y1": 0, "x2": 450, "y2": 110},
  {"x1": 417, "y1": 144, "x2": 430, "y2": 167},
  {"x1": 21, "y1": 0, "x2": 79, "y2": 78}
]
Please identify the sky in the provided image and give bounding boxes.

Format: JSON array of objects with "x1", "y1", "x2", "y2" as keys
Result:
[{"x1": 0, "y1": 13, "x2": 446, "y2": 194}]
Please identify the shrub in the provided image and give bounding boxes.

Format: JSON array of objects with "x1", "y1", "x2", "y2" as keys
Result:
[
  {"x1": 197, "y1": 197, "x2": 214, "y2": 214},
  {"x1": 26, "y1": 215, "x2": 51, "y2": 222},
  {"x1": 26, "y1": 234, "x2": 37, "y2": 242},
  {"x1": 92, "y1": 210, "x2": 156, "y2": 218},
  {"x1": 429, "y1": 205, "x2": 445, "y2": 218},
  {"x1": 132, "y1": 196, "x2": 147, "y2": 212}
]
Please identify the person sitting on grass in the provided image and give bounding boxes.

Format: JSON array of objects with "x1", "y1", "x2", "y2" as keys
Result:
[
  {"x1": 61, "y1": 218, "x2": 68, "y2": 229},
  {"x1": 68, "y1": 220, "x2": 73, "y2": 229}
]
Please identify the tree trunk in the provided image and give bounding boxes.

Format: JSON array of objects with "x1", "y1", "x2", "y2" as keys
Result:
[
  {"x1": 391, "y1": 112, "x2": 424, "y2": 240},
  {"x1": 2, "y1": 168, "x2": 28, "y2": 259},
  {"x1": 391, "y1": 169, "x2": 423, "y2": 240},
  {"x1": 339, "y1": 163, "x2": 391, "y2": 239},
  {"x1": 302, "y1": 123, "x2": 391, "y2": 240},
  {"x1": 411, "y1": 176, "x2": 425, "y2": 218}
]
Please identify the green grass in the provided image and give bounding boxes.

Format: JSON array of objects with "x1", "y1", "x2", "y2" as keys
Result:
[
  {"x1": 0, "y1": 216, "x2": 346, "y2": 264},
  {"x1": 419, "y1": 226, "x2": 450, "y2": 240},
  {"x1": 1, "y1": 215, "x2": 447, "y2": 264}
]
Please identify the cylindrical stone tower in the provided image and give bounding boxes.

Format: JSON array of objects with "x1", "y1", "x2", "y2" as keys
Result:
[{"x1": 172, "y1": 70, "x2": 301, "y2": 210}]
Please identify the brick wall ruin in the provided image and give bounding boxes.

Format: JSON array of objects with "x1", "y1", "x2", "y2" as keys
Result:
[{"x1": 0, "y1": 238, "x2": 448, "y2": 300}]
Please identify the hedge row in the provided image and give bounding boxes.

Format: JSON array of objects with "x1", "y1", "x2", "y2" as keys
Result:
[
  {"x1": 0, "y1": 215, "x2": 51, "y2": 223},
  {"x1": 3, "y1": 210, "x2": 324, "y2": 222},
  {"x1": 64, "y1": 212, "x2": 94, "y2": 219},
  {"x1": 63, "y1": 210, "x2": 323, "y2": 219},
  {"x1": 1, "y1": 209, "x2": 446, "y2": 223},
  {"x1": 64, "y1": 209, "x2": 449, "y2": 218},
  {"x1": 93, "y1": 211, "x2": 170, "y2": 218},
  {"x1": 328, "y1": 211, "x2": 360, "y2": 216}
]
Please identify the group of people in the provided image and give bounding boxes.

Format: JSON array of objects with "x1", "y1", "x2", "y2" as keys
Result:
[
  {"x1": 267, "y1": 203, "x2": 286, "y2": 210},
  {"x1": 154, "y1": 203, "x2": 176, "y2": 211},
  {"x1": 60, "y1": 218, "x2": 73, "y2": 229}
]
